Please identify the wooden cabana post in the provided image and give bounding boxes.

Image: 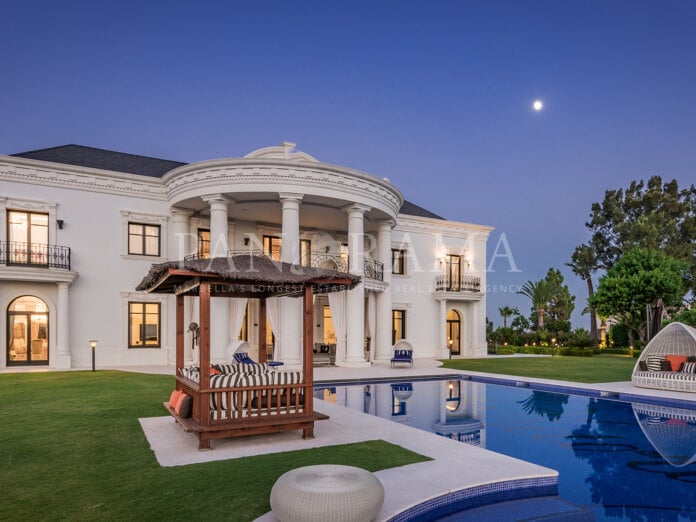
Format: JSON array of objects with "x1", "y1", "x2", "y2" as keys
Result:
[{"x1": 137, "y1": 254, "x2": 359, "y2": 449}]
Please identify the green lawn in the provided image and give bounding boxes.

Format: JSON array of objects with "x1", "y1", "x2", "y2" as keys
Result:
[
  {"x1": 0, "y1": 371, "x2": 429, "y2": 521},
  {"x1": 440, "y1": 354, "x2": 637, "y2": 383}
]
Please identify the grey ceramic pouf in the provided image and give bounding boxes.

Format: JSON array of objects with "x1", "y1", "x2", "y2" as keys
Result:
[{"x1": 270, "y1": 464, "x2": 385, "y2": 522}]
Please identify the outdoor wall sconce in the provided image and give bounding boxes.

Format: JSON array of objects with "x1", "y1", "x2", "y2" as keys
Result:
[
  {"x1": 57, "y1": 219, "x2": 64, "y2": 229},
  {"x1": 188, "y1": 322, "x2": 200, "y2": 351},
  {"x1": 243, "y1": 237, "x2": 250, "y2": 246},
  {"x1": 89, "y1": 339, "x2": 97, "y2": 371}
]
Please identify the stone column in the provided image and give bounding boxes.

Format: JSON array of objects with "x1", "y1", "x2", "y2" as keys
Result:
[
  {"x1": 170, "y1": 208, "x2": 193, "y2": 364},
  {"x1": 202, "y1": 194, "x2": 230, "y2": 362},
  {"x1": 203, "y1": 194, "x2": 231, "y2": 257},
  {"x1": 54, "y1": 282, "x2": 71, "y2": 369},
  {"x1": 169, "y1": 208, "x2": 193, "y2": 259},
  {"x1": 439, "y1": 299, "x2": 449, "y2": 359},
  {"x1": 375, "y1": 220, "x2": 394, "y2": 362},
  {"x1": 344, "y1": 204, "x2": 370, "y2": 366},
  {"x1": 279, "y1": 193, "x2": 303, "y2": 365}
]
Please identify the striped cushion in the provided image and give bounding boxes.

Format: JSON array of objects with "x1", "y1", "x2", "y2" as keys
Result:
[
  {"x1": 272, "y1": 371, "x2": 304, "y2": 385},
  {"x1": 646, "y1": 356, "x2": 663, "y2": 372},
  {"x1": 681, "y1": 362, "x2": 696, "y2": 374}
]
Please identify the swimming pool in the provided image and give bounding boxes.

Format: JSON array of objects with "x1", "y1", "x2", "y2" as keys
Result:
[{"x1": 314, "y1": 377, "x2": 696, "y2": 521}]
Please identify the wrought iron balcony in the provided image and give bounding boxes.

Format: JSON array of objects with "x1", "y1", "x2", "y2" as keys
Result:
[
  {"x1": 0, "y1": 241, "x2": 71, "y2": 270},
  {"x1": 363, "y1": 258, "x2": 384, "y2": 281},
  {"x1": 435, "y1": 274, "x2": 481, "y2": 293}
]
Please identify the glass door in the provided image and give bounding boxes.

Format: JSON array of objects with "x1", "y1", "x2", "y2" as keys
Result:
[
  {"x1": 7, "y1": 296, "x2": 49, "y2": 365},
  {"x1": 447, "y1": 309, "x2": 461, "y2": 355}
]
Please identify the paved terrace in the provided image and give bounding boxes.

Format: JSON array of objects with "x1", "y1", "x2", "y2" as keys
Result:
[{"x1": 134, "y1": 357, "x2": 696, "y2": 521}]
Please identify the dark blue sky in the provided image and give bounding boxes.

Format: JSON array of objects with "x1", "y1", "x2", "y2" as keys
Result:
[{"x1": 2, "y1": 1, "x2": 695, "y2": 328}]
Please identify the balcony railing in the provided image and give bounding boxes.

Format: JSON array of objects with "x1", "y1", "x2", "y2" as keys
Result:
[
  {"x1": 435, "y1": 274, "x2": 481, "y2": 293},
  {"x1": 0, "y1": 241, "x2": 71, "y2": 270},
  {"x1": 363, "y1": 258, "x2": 384, "y2": 281}
]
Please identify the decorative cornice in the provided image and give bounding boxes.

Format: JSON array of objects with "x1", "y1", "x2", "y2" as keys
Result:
[
  {"x1": 0, "y1": 157, "x2": 167, "y2": 200},
  {"x1": 395, "y1": 214, "x2": 494, "y2": 238},
  {"x1": 163, "y1": 160, "x2": 403, "y2": 218},
  {"x1": 0, "y1": 266, "x2": 78, "y2": 284}
]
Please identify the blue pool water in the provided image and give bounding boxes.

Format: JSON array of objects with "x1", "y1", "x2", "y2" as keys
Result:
[{"x1": 314, "y1": 378, "x2": 696, "y2": 521}]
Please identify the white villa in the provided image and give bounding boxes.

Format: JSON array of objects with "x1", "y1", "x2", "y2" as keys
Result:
[{"x1": 0, "y1": 142, "x2": 492, "y2": 370}]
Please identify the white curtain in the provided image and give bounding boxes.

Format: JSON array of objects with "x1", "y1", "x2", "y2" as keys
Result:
[
  {"x1": 267, "y1": 297, "x2": 281, "y2": 351},
  {"x1": 367, "y1": 292, "x2": 376, "y2": 363},
  {"x1": 225, "y1": 298, "x2": 248, "y2": 360},
  {"x1": 228, "y1": 298, "x2": 248, "y2": 342},
  {"x1": 328, "y1": 291, "x2": 347, "y2": 367}
]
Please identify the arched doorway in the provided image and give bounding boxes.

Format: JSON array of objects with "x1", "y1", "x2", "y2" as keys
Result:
[
  {"x1": 7, "y1": 296, "x2": 49, "y2": 366},
  {"x1": 447, "y1": 309, "x2": 461, "y2": 356}
]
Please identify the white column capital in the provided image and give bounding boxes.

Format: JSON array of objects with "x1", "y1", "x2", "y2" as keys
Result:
[
  {"x1": 170, "y1": 207, "x2": 194, "y2": 219},
  {"x1": 377, "y1": 219, "x2": 396, "y2": 232},
  {"x1": 202, "y1": 194, "x2": 234, "y2": 209},
  {"x1": 342, "y1": 203, "x2": 371, "y2": 216},
  {"x1": 279, "y1": 193, "x2": 304, "y2": 205}
]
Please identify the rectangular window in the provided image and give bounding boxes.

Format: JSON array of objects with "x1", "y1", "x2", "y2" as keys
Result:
[
  {"x1": 392, "y1": 249, "x2": 406, "y2": 275},
  {"x1": 197, "y1": 229, "x2": 211, "y2": 259},
  {"x1": 128, "y1": 223, "x2": 160, "y2": 256},
  {"x1": 263, "y1": 235, "x2": 282, "y2": 261},
  {"x1": 128, "y1": 302, "x2": 161, "y2": 348},
  {"x1": 7, "y1": 210, "x2": 49, "y2": 265},
  {"x1": 300, "y1": 239, "x2": 311, "y2": 267},
  {"x1": 392, "y1": 310, "x2": 406, "y2": 345}
]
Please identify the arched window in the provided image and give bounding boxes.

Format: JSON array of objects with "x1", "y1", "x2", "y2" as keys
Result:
[
  {"x1": 447, "y1": 309, "x2": 461, "y2": 355},
  {"x1": 7, "y1": 295, "x2": 49, "y2": 365}
]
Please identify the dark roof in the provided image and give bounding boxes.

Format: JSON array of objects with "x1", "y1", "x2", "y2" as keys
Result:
[
  {"x1": 10, "y1": 144, "x2": 445, "y2": 219},
  {"x1": 399, "y1": 200, "x2": 444, "y2": 220},
  {"x1": 11, "y1": 144, "x2": 186, "y2": 178},
  {"x1": 136, "y1": 255, "x2": 360, "y2": 298}
]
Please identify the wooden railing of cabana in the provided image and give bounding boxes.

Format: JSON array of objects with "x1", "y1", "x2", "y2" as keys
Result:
[{"x1": 136, "y1": 255, "x2": 360, "y2": 449}]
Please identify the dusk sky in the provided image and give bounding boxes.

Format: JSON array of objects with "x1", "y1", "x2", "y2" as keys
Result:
[{"x1": 2, "y1": 1, "x2": 695, "y2": 328}]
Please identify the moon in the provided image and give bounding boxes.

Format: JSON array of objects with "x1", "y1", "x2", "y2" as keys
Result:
[{"x1": 532, "y1": 100, "x2": 544, "y2": 111}]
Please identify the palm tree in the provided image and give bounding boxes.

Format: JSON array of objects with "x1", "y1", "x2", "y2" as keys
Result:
[
  {"x1": 498, "y1": 306, "x2": 519, "y2": 328},
  {"x1": 568, "y1": 244, "x2": 599, "y2": 340},
  {"x1": 518, "y1": 280, "x2": 552, "y2": 330}
]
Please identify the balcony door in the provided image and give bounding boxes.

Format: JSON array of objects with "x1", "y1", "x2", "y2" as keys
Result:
[
  {"x1": 7, "y1": 210, "x2": 49, "y2": 266},
  {"x1": 7, "y1": 295, "x2": 49, "y2": 366},
  {"x1": 445, "y1": 255, "x2": 461, "y2": 291}
]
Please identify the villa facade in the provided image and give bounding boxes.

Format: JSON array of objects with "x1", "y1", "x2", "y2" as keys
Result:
[{"x1": 0, "y1": 142, "x2": 492, "y2": 370}]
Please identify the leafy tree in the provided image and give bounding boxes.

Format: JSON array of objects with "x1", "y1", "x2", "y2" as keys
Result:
[
  {"x1": 518, "y1": 279, "x2": 552, "y2": 330},
  {"x1": 567, "y1": 244, "x2": 599, "y2": 340},
  {"x1": 544, "y1": 268, "x2": 575, "y2": 334},
  {"x1": 582, "y1": 176, "x2": 696, "y2": 293},
  {"x1": 498, "y1": 306, "x2": 519, "y2": 328},
  {"x1": 589, "y1": 248, "x2": 689, "y2": 343},
  {"x1": 666, "y1": 308, "x2": 696, "y2": 328},
  {"x1": 510, "y1": 313, "x2": 531, "y2": 334}
]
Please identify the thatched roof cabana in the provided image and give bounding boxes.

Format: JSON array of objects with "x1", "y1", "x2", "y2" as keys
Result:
[{"x1": 136, "y1": 253, "x2": 360, "y2": 449}]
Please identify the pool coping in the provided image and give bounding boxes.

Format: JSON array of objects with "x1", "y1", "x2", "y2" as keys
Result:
[{"x1": 310, "y1": 369, "x2": 696, "y2": 521}]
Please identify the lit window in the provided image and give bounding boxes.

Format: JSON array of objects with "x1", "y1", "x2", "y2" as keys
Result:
[
  {"x1": 128, "y1": 223, "x2": 160, "y2": 256},
  {"x1": 128, "y1": 302, "x2": 161, "y2": 348},
  {"x1": 197, "y1": 229, "x2": 210, "y2": 259},
  {"x1": 301, "y1": 239, "x2": 312, "y2": 267},
  {"x1": 392, "y1": 249, "x2": 406, "y2": 275},
  {"x1": 323, "y1": 306, "x2": 337, "y2": 344},
  {"x1": 263, "y1": 236, "x2": 282, "y2": 261},
  {"x1": 392, "y1": 310, "x2": 406, "y2": 344},
  {"x1": 7, "y1": 210, "x2": 49, "y2": 265}
]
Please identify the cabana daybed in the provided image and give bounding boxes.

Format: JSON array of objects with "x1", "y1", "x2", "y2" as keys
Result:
[
  {"x1": 136, "y1": 254, "x2": 359, "y2": 449},
  {"x1": 632, "y1": 322, "x2": 696, "y2": 393}
]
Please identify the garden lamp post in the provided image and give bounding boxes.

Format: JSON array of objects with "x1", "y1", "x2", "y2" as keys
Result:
[
  {"x1": 89, "y1": 339, "x2": 97, "y2": 371},
  {"x1": 551, "y1": 338, "x2": 556, "y2": 357}
]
